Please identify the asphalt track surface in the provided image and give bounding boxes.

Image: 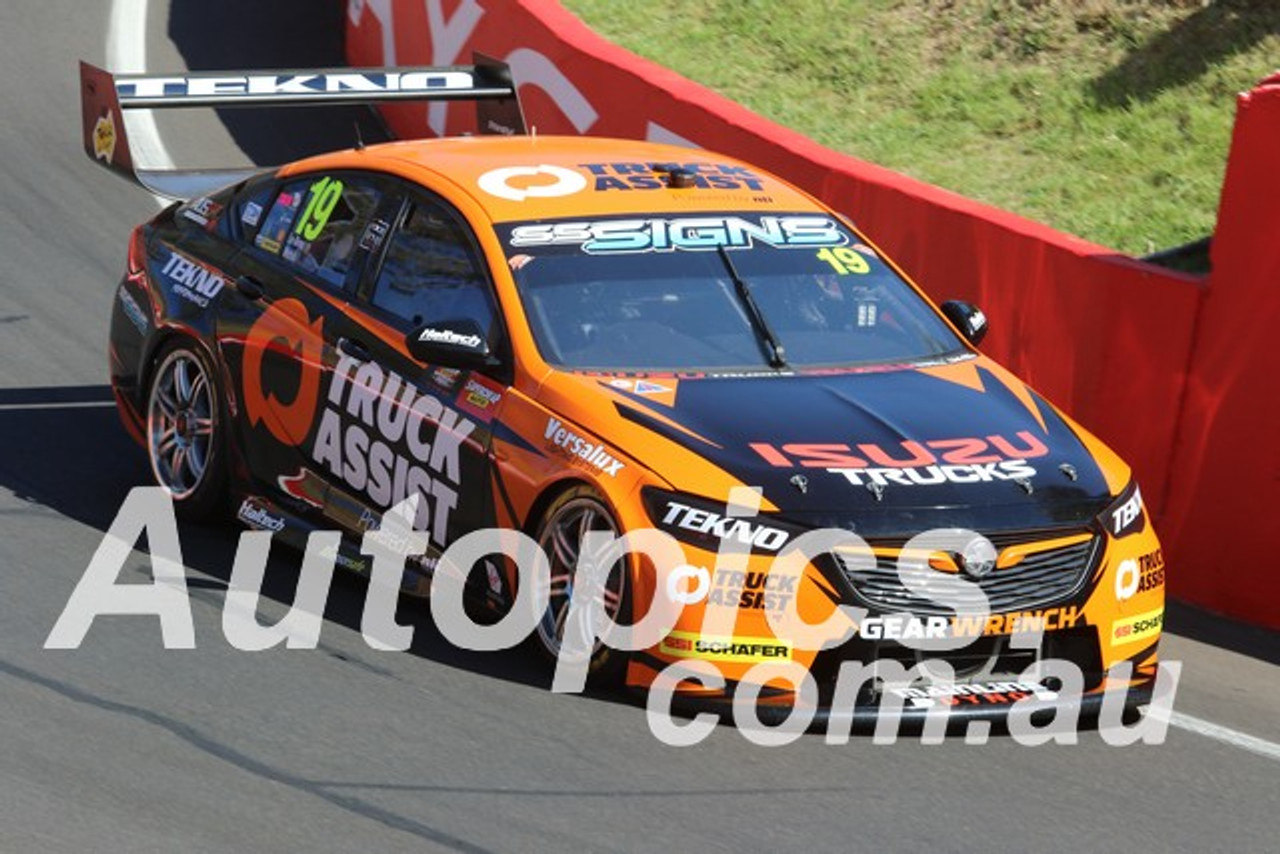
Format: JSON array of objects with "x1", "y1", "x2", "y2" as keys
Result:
[{"x1": 2, "y1": 2, "x2": 1278, "y2": 851}]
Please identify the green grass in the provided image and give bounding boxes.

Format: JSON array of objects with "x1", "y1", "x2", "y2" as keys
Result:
[{"x1": 560, "y1": 0, "x2": 1280, "y2": 255}]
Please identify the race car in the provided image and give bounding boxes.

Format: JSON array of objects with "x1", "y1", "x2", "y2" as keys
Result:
[{"x1": 81, "y1": 60, "x2": 1164, "y2": 726}]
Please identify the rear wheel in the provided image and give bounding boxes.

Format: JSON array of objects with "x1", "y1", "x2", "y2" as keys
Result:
[
  {"x1": 532, "y1": 486, "x2": 631, "y2": 686},
  {"x1": 146, "y1": 341, "x2": 227, "y2": 519}
]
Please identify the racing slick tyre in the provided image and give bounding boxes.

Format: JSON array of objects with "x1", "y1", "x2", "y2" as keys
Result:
[
  {"x1": 145, "y1": 340, "x2": 228, "y2": 520},
  {"x1": 532, "y1": 485, "x2": 632, "y2": 687}
]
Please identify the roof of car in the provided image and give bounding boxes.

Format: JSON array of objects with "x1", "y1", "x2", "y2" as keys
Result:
[{"x1": 281, "y1": 135, "x2": 829, "y2": 223}]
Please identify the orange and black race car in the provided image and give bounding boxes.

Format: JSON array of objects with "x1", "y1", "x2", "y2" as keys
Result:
[{"x1": 82, "y1": 61, "x2": 1164, "y2": 726}]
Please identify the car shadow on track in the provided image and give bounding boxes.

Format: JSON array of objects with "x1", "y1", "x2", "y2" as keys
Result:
[
  {"x1": 166, "y1": 0, "x2": 392, "y2": 167},
  {"x1": 0, "y1": 385, "x2": 641, "y2": 705}
]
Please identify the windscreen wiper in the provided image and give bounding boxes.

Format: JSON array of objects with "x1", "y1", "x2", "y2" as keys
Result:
[{"x1": 718, "y1": 245, "x2": 787, "y2": 369}]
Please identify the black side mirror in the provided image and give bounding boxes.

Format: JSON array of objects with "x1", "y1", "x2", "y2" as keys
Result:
[
  {"x1": 406, "y1": 318, "x2": 499, "y2": 369},
  {"x1": 940, "y1": 300, "x2": 988, "y2": 346}
]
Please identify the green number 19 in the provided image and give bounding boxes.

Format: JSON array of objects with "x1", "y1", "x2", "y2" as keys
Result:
[
  {"x1": 295, "y1": 176, "x2": 344, "y2": 241},
  {"x1": 816, "y1": 246, "x2": 871, "y2": 275}
]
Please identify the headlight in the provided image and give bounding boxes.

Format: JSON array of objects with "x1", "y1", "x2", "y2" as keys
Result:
[
  {"x1": 641, "y1": 487, "x2": 802, "y2": 555},
  {"x1": 1097, "y1": 480, "x2": 1146, "y2": 539}
]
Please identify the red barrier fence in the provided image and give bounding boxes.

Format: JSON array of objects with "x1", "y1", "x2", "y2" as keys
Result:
[
  {"x1": 346, "y1": 1, "x2": 1277, "y2": 628},
  {"x1": 1160, "y1": 78, "x2": 1280, "y2": 627}
]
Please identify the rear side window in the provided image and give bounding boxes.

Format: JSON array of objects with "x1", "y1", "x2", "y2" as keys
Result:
[
  {"x1": 370, "y1": 198, "x2": 495, "y2": 337},
  {"x1": 254, "y1": 174, "x2": 383, "y2": 288}
]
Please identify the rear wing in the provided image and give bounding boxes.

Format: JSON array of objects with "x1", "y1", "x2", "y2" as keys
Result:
[{"x1": 79, "y1": 58, "x2": 526, "y2": 200}]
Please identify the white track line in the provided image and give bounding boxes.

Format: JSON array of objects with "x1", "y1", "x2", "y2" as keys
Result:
[
  {"x1": 1169, "y1": 711, "x2": 1280, "y2": 763},
  {"x1": 106, "y1": 0, "x2": 173, "y2": 208},
  {"x1": 0, "y1": 402, "x2": 116, "y2": 411}
]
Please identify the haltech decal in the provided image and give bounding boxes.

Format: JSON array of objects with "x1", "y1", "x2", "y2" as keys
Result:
[
  {"x1": 660, "y1": 631, "x2": 792, "y2": 663},
  {"x1": 1112, "y1": 608, "x2": 1163, "y2": 647},
  {"x1": 236, "y1": 498, "x2": 285, "y2": 533}
]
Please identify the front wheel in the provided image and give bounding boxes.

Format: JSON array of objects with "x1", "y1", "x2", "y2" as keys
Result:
[
  {"x1": 146, "y1": 341, "x2": 227, "y2": 519},
  {"x1": 532, "y1": 486, "x2": 631, "y2": 686}
]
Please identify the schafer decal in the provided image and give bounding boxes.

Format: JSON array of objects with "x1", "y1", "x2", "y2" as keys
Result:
[
  {"x1": 750, "y1": 431, "x2": 1049, "y2": 488},
  {"x1": 660, "y1": 631, "x2": 792, "y2": 664},
  {"x1": 1112, "y1": 608, "x2": 1163, "y2": 647},
  {"x1": 240, "y1": 303, "x2": 476, "y2": 545}
]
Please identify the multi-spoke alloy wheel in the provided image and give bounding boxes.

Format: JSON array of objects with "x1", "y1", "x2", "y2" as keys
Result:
[
  {"x1": 146, "y1": 343, "x2": 225, "y2": 517},
  {"x1": 534, "y1": 488, "x2": 630, "y2": 683}
]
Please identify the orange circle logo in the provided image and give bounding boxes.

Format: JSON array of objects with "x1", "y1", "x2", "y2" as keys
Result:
[{"x1": 242, "y1": 298, "x2": 324, "y2": 447}]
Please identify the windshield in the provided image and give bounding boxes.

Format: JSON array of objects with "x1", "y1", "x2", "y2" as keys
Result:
[{"x1": 498, "y1": 213, "x2": 964, "y2": 371}]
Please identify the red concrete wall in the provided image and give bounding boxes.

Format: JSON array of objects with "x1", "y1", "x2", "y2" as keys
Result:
[
  {"x1": 1159, "y1": 79, "x2": 1280, "y2": 627},
  {"x1": 345, "y1": 1, "x2": 1277, "y2": 627}
]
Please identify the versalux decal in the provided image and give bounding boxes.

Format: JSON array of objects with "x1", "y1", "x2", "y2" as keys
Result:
[
  {"x1": 161, "y1": 250, "x2": 225, "y2": 308},
  {"x1": 544, "y1": 418, "x2": 624, "y2": 476},
  {"x1": 509, "y1": 215, "x2": 845, "y2": 254}
]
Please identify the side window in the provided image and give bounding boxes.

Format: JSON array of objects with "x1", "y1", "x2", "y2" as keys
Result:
[
  {"x1": 370, "y1": 198, "x2": 495, "y2": 338},
  {"x1": 231, "y1": 178, "x2": 277, "y2": 244},
  {"x1": 254, "y1": 174, "x2": 384, "y2": 288}
]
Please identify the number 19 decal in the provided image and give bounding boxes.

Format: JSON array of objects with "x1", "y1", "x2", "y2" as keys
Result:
[
  {"x1": 816, "y1": 246, "x2": 871, "y2": 275},
  {"x1": 295, "y1": 176, "x2": 345, "y2": 241}
]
